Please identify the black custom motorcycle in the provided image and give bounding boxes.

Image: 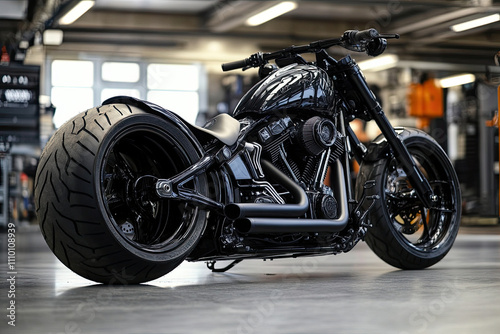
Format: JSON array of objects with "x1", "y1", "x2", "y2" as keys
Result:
[{"x1": 35, "y1": 28, "x2": 461, "y2": 284}]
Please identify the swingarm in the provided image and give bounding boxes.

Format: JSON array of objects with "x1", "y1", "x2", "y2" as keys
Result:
[{"x1": 155, "y1": 152, "x2": 225, "y2": 210}]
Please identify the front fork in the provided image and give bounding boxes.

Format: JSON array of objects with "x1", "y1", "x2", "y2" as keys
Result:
[{"x1": 339, "y1": 56, "x2": 436, "y2": 208}]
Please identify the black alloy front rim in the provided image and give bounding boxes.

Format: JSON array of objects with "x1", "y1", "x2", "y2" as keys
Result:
[{"x1": 384, "y1": 145, "x2": 459, "y2": 254}]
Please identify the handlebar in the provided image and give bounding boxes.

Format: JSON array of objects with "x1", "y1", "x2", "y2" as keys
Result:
[
  {"x1": 221, "y1": 59, "x2": 249, "y2": 72},
  {"x1": 343, "y1": 28, "x2": 379, "y2": 45},
  {"x1": 221, "y1": 28, "x2": 399, "y2": 72}
]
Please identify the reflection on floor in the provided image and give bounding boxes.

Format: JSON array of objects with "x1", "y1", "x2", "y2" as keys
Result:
[{"x1": 1, "y1": 224, "x2": 499, "y2": 334}]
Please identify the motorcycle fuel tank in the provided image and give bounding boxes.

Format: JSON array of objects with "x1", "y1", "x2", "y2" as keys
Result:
[{"x1": 232, "y1": 64, "x2": 334, "y2": 117}]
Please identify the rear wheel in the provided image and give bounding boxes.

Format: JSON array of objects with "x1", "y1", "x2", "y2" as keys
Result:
[
  {"x1": 356, "y1": 128, "x2": 461, "y2": 269},
  {"x1": 35, "y1": 104, "x2": 207, "y2": 284}
]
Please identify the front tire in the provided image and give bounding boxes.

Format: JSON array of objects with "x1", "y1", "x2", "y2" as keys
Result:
[
  {"x1": 35, "y1": 104, "x2": 207, "y2": 284},
  {"x1": 357, "y1": 128, "x2": 461, "y2": 269}
]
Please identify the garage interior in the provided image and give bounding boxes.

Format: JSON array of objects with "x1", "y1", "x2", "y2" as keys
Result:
[{"x1": 1, "y1": 1, "x2": 500, "y2": 333}]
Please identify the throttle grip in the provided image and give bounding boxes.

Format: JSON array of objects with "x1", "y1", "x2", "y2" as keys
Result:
[
  {"x1": 344, "y1": 29, "x2": 379, "y2": 44},
  {"x1": 222, "y1": 59, "x2": 249, "y2": 71}
]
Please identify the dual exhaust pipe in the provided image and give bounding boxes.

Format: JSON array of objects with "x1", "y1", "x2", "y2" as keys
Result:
[{"x1": 224, "y1": 159, "x2": 349, "y2": 234}]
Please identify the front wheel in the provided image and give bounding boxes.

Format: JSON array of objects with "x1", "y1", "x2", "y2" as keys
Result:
[
  {"x1": 35, "y1": 104, "x2": 208, "y2": 284},
  {"x1": 356, "y1": 128, "x2": 461, "y2": 269}
]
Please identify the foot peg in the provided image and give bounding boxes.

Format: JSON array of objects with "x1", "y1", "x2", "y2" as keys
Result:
[{"x1": 354, "y1": 180, "x2": 379, "y2": 227}]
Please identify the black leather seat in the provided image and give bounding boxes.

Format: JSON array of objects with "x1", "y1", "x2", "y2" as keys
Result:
[{"x1": 194, "y1": 114, "x2": 240, "y2": 146}]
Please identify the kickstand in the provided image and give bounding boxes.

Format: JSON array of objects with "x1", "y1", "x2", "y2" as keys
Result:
[{"x1": 206, "y1": 259, "x2": 243, "y2": 273}]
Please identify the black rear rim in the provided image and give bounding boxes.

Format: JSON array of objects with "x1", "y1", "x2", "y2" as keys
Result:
[
  {"x1": 384, "y1": 143, "x2": 459, "y2": 254},
  {"x1": 100, "y1": 124, "x2": 199, "y2": 253}
]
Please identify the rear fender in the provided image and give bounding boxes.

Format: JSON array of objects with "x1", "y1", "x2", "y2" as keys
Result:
[{"x1": 102, "y1": 96, "x2": 214, "y2": 154}]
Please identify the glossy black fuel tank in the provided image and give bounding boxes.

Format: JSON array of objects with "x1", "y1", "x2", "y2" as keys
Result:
[{"x1": 232, "y1": 64, "x2": 334, "y2": 118}]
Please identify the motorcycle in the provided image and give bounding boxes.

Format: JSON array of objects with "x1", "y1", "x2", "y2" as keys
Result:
[{"x1": 34, "y1": 28, "x2": 461, "y2": 284}]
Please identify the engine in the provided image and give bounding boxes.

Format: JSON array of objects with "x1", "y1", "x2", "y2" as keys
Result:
[{"x1": 252, "y1": 115, "x2": 345, "y2": 219}]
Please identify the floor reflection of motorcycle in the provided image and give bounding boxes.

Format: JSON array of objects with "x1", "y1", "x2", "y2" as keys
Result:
[{"x1": 35, "y1": 28, "x2": 461, "y2": 284}]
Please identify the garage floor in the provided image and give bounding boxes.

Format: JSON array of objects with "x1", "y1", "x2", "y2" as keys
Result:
[{"x1": 1, "y1": 225, "x2": 499, "y2": 334}]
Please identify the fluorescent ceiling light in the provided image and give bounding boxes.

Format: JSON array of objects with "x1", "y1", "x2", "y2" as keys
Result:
[
  {"x1": 59, "y1": 0, "x2": 95, "y2": 25},
  {"x1": 358, "y1": 55, "x2": 399, "y2": 71},
  {"x1": 451, "y1": 13, "x2": 500, "y2": 32},
  {"x1": 43, "y1": 29, "x2": 64, "y2": 45},
  {"x1": 439, "y1": 74, "x2": 476, "y2": 88},
  {"x1": 246, "y1": 2, "x2": 297, "y2": 26}
]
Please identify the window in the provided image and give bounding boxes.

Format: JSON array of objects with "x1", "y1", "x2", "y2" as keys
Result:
[
  {"x1": 147, "y1": 64, "x2": 199, "y2": 90},
  {"x1": 147, "y1": 91, "x2": 199, "y2": 122},
  {"x1": 51, "y1": 60, "x2": 94, "y2": 128},
  {"x1": 52, "y1": 60, "x2": 93, "y2": 86},
  {"x1": 101, "y1": 88, "x2": 141, "y2": 103},
  {"x1": 102, "y1": 62, "x2": 140, "y2": 83},
  {"x1": 147, "y1": 64, "x2": 200, "y2": 123},
  {"x1": 49, "y1": 59, "x2": 203, "y2": 128}
]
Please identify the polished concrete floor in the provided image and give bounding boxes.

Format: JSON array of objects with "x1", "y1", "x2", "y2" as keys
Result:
[{"x1": 1, "y1": 224, "x2": 499, "y2": 334}]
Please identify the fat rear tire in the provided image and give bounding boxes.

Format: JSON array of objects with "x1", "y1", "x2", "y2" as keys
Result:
[{"x1": 35, "y1": 104, "x2": 207, "y2": 284}]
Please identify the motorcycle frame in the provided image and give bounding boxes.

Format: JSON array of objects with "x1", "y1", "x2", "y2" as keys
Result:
[
  {"x1": 103, "y1": 39, "x2": 437, "y2": 245},
  {"x1": 148, "y1": 53, "x2": 435, "y2": 213}
]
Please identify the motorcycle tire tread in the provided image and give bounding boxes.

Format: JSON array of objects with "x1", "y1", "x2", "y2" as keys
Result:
[
  {"x1": 361, "y1": 160, "x2": 443, "y2": 269},
  {"x1": 357, "y1": 128, "x2": 461, "y2": 270},
  {"x1": 35, "y1": 104, "x2": 203, "y2": 284}
]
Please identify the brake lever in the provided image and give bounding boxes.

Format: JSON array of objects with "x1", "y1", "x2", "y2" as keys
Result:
[
  {"x1": 378, "y1": 33, "x2": 400, "y2": 39},
  {"x1": 342, "y1": 42, "x2": 366, "y2": 53}
]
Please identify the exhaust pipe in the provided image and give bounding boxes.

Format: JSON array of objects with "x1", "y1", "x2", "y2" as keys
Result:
[
  {"x1": 233, "y1": 160, "x2": 349, "y2": 233},
  {"x1": 224, "y1": 159, "x2": 309, "y2": 220}
]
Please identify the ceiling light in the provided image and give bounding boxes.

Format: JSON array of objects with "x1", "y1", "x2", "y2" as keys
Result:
[
  {"x1": 246, "y1": 2, "x2": 297, "y2": 26},
  {"x1": 358, "y1": 55, "x2": 399, "y2": 71},
  {"x1": 451, "y1": 13, "x2": 500, "y2": 32},
  {"x1": 58, "y1": 0, "x2": 95, "y2": 25},
  {"x1": 439, "y1": 74, "x2": 476, "y2": 88},
  {"x1": 43, "y1": 29, "x2": 64, "y2": 45}
]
